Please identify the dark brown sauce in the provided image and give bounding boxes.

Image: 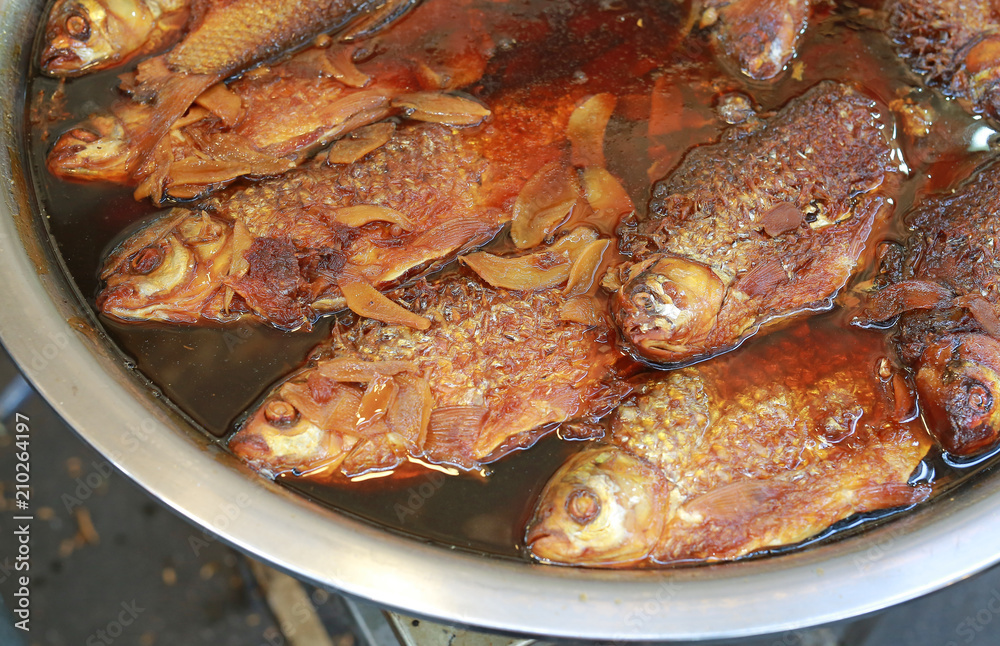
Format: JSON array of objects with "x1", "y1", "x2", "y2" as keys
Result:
[{"x1": 23, "y1": 0, "x2": 1000, "y2": 562}]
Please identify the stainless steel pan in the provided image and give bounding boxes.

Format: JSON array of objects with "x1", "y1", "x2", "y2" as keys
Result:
[{"x1": 3, "y1": 1, "x2": 1000, "y2": 640}]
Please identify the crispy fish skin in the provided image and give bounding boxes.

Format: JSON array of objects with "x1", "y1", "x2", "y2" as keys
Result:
[
  {"x1": 610, "y1": 81, "x2": 895, "y2": 367},
  {"x1": 857, "y1": 163, "x2": 1000, "y2": 457},
  {"x1": 48, "y1": 0, "x2": 495, "y2": 201},
  {"x1": 228, "y1": 274, "x2": 628, "y2": 478},
  {"x1": 888, "y1": 0, "x2": 1000, "y2": 120},
  {"x1": 40, "y1": 0, "x2": 191, "y2": 76},
  {"x1": 701, "y1": 0, "x2": 810, "y2": 80},
  {"x1": 97, "y1": 88, "x2": 577, "y2": 329},
  {"x1": 112, "y1": 0, "x2": 417, "y2": 174},
  {"x1": 98, "y1": 124, "x2": 493, "y2": 330},
  {"x1": 526, "y1": 324, "x2": 932, "y2": 567}
]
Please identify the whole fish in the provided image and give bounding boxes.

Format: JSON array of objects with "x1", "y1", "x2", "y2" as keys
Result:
[
  {"x1": 97, "y1": 86, "x2": 580, "y2": 330},
  {"x1": 855, "y1": 162, "x2": 1000, "y2": 458},
  {"x1": 47, "y1": 0, "x2": 496, "y2": 202},
  {"x1": 606, "y1": 81, "x2": 896, "y2": 367},
  {"x1": 40, "y1": 0, "x2": 191, "y2": 76},
  {"x1": 888, "y1": 0, "x2": 1000, "y2": 121},
  {"x1": 228, "y1": 272, "x2": 629, "y2": 478},
  {"x1": 107, "y1": 0, "x2": 421, "y2": 174},
  {"x1": 699, "y1": 0, "x2": 810, "y2": 80},
  {"x1": 526, "y1": 322, "x2": 932, "y2": 567}
]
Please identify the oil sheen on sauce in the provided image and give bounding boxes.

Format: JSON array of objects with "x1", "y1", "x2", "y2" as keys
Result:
[{"x1": 24, "y1": 0, "x2": 996, "y2": 562}]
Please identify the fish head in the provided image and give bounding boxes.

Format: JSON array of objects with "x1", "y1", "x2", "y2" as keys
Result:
[
  {"x1": 41, "y1": 0, "x2": 147, "y2": 76},
  {"x1": 525, "y1": 446, "x2": 667, "y2": 566},
  {"x1": 916, "y1": 334, "x2": 1000, "y2": 457},
  {"x1": 98, "y1": 210, "x2": 237, "y2": 324},
  {"x1": 611, "y1": 255, "x2": 725, "y2": 365},
  {"x1": 47, "y1": 114, "x2": 131, "y2": 183},
  {"x1": 230, "y1": 375, "x2": 359, "y2": 475},
  {"x1": 230, "y1": 392, "x2": 337, "y2": 476}
]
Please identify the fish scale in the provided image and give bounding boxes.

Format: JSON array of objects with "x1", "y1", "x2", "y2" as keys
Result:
[
  {"x1": 229, "y1": 274, "x2": 630, "y2": 476},
  {"x1": 609, "y1": 81, "x2": 897, "y2": 368},
  {"x1": 526, "y1": 322, "x2": 932, "y2": 567}
]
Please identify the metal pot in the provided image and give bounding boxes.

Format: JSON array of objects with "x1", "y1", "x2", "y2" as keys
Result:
[{"x1": 3, "y1": 1, "x2": 1000, "y2": 641}]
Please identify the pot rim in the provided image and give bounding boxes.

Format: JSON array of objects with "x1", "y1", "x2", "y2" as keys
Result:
[{"x1": 3, "y1": 2, "x2": 1000, "y2": 640}]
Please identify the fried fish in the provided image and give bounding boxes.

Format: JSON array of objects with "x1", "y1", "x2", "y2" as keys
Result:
[
  {"x1": 699, "y1": 0, "x2": 811, "y2": 80},
  {"x1": 47, "y1": 0, "x2": 495, "y2": 202},
  {"x1": 102, "y1": 0, "x2": 420, "y2": 175},
  {"x1": 526, "y1": 321, "x2": 931, "y2": 567},
  {"x1": 888, "y1": 0, "x2": 1000, "y2": 121},
  {"x1": 856, "y1": 162, "x2": 1000, "y2": 458},
  {"x1": 97, "y1": 85, "x2": 581, "y2": 329},
  {"x1": 607, "y1": 81, "x2": 896, "y2": 367},
  {"x1": 40, "y1": 0, "x2": 191, "y2": 76},
  {"x1": 228, "y1": 270, "x2": 629, "y2": 478}
]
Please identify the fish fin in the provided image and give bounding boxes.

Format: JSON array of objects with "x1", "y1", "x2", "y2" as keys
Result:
[
  {"x1": 122, "y1": 57, "x2": 220, "y2": 175},
  {"x1": 684, "y1": 479, "x2": 795, "y2": 524},
  {"x1": 424, "y1": 406, "x2": 488, "y2": 468},
  {"x1": 853, "y1": 482, "x2": 931, "y2": 510}
]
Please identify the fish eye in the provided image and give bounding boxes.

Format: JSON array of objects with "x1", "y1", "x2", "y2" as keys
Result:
[
  {"x1": 264, "y1": 400, "x2": 300, "y2": 428},
  {"x1": 964, "y1": 381, "x2": 993, "y2": 416},
  {"x1": 127, "y1": 245, "x2": 165, "y2": 275},
  {"x1": 566, "y1": 488, "x2": 601, "y2": 525},
  {"x1": 65, "y1": 13, "x2": 90, "y2": 41}
]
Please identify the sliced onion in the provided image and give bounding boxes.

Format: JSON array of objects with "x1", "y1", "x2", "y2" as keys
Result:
[
  {"x1": 582, "y1": 166, "x2": 634, "y2": 235},
  {"x1": 314, "y1": 357, "x2": 417, "y2": 383},
  {"x1": 461, "y1": 250, "x2": 571, "y2": 291},
  {"x1": 325, "y1": 44, "x2": 371, "y2": 88},
  {"x1": 386, "y1": 373, "x2": 433, "y2": 447},
  {"x1": 341, "y1": 281, "x2": 432, "y2": 330},
  {"x1": 564, "y1": 239, "x2": 610, "y2": 297},
  {"x1": 324, "y1": 122, "x2": 395, "y2": 165},
  {"x1": 392, "y1": 92, "x2": 491, "y2": 126},
  {"x1": 356, "y1": 374, "x2": 398, "y2": 432},
  {"x1": 558, "y1": 295, "x2": 604, "y2": 326},
  {"x1": 332, "y1": 205, "x2": 414, "y2": 230},
  {"x1": 567, "y1": 93, "x2": 617, "y2": 168},
  {"x1": 510, "y1": 161, "x2": 581, "y2": 249},
  {"x1": 194, "y1": 83, "x2": 243, "y2": 127}
]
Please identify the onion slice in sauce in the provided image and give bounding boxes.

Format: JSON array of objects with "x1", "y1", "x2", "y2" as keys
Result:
[
  {"x1": 341, "y1": 281, "x2": 432, "y2": 330},
  {"x1": 510, "y1": 161, "x2": 581, "y2": 249},
  {"x1": 567, "y1": 93, "x2": 617, "y2": 168}
]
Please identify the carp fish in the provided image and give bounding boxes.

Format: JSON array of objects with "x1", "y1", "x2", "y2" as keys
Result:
[
  {"x1": 228, "y1": 267, "x2": 629, "y2": 478},
  {"x1": 888, "y1": 0, "x2": 1000, "y2": 121},
  {"x1": 699, "y1": 0, "x2": 811, "y2": 80},
  {"x1": 47, "y1": 0, "x2": 496, "y2": 202},
  {"x1": 88, "y1": 0, "x2": 421, "y2": 175},
  {"x1": 606, "y1": 81, "x2": 897, "y2": 367},
  {"x1": 526, "y1": 321, "x2": 932, "y2": 567},
  {"x1": 97, "y1": 84, "x2": 587, "y2": 330},
  {"x1": 855, "y1": 162, "x2": 1000, "y2": 458},
  {"x1": 40, "y1": 0, "x2": 191, "y2": 76}
]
